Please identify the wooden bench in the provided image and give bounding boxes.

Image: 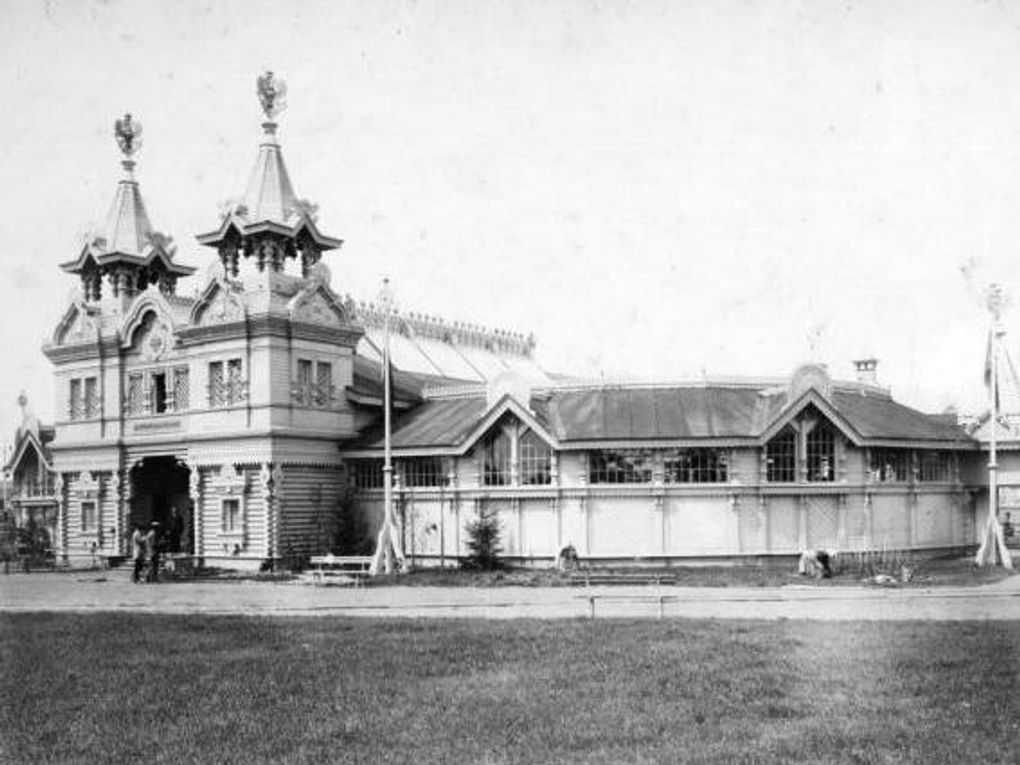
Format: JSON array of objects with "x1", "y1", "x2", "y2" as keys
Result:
[
  {"x1": 570, "y1": 570, "x2": 677, "y2": 587},
  {"x1": 308, "y1": 554, "x2": 373, "y2": 586}
]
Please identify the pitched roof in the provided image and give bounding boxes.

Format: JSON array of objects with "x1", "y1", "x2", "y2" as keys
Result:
[
  {"x1": 544, "y1": 386, "x2": 764, "y2": 442},
  {"x1": 60, "y1": 161, "x2": 195, "y2": 278},
  {"x1": 350, "y1": 381, "x2": 974, "y2": 452},
  {"x1": 351, "y1": 395, "x2": 488, "y2": 451},
  {"x1": 829, "y1": 390, "x2": 972, "y2": 443},
  {"x1": 196, "y1": 123, "x2": 341, "y2": 251}
]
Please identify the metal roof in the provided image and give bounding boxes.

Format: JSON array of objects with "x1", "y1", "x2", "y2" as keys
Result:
[{"x1": 353, "y1": 382, "x2": 974, "y2": 452}]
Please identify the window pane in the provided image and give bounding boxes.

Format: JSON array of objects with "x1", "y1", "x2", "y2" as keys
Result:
[
  {"x1": 483, "y1": 429, "x2": 512, "y2": 486},
  {"x1": 227, "y1": 359, "x2": 244, "y2": 404},
  {"x1": 127, "y1": 373, "x2": 144, "y2": 415},
  {"x1": 520, "y1": 431, "x2": 551, "y2": 485},
  {"x1": 173, "y1": 367, "x2": 189, "y2": 411},
  {"x1": 766, "y1": 429, "x2": 796, "y2": 482},
  {"x1": 209, "y1": 361, "x2": 224, "y2": 407},
  {"x1": 84, "y1": 377, "x2": 99, "y2": 418},
  {"x1": 70, "y1": 379, "x2": 83, "y2": 420},
  {"x1": 403, "y1": 457, "x2": 444, "y2": 487},
  {"x1": 152, "y1": 373, "x2": 168, "y2": 413},
  {"x1": 869, "y1": 449, "x2": 909, "y2": 482},
  {"x1": 222, "y1": 499, "x2": 240, "y2": 533},
  {"x1": 315, "y1": 362, "x2": 332, "y2": 407},
  {"x1": 806, "y1": 424, "x2": 835, "y2": 482},
  {"x1": 664, "y1": 448, "x2": 728, "y2": 483},
  {"x1": 589, "y1": 450, "x2": 653, "y2": 484},
  {"x1": 919, "y1": 452, "x2": 952, "y2": 482},
  {"x1": 81, "y1": 501, "x2": 96, "y2": 531},
  {"x1": 351, "y1": 459, "x2": 384, "y2": 489}
]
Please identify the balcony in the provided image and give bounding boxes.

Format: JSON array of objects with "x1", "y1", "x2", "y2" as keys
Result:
[{"x1": 12, "y1": 479, "x2": 57, "y2": 501}]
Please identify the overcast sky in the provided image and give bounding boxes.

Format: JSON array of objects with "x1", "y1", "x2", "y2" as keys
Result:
[{"x1": 3, "y1": 0, "x2": 1020, "y2": 445}]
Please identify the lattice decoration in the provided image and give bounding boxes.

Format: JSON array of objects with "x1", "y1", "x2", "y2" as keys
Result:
[
  {"x1": 768, "y1": 498, "x2": 799, "y2": 552},
  {"x1": 916, "y1": 494, "x2": 953, "y2": 546},
  {"x1": 805, "y1": 496, "x2": 840, "y2": 549}
]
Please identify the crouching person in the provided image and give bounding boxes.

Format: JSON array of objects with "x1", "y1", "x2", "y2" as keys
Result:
[{"x1": 798, "y1": 549, "x2": 833, "y2": 579}]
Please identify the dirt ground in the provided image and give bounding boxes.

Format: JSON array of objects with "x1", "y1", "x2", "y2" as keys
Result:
[{"x1": 2, "y1": 566, "x2": 1019, "y2": 620}]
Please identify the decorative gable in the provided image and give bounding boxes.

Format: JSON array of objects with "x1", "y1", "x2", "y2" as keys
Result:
[
  {"x1": 53, "y1": 299, "x2": 100, "y2": 346},
  {"x1": 190, "y1": 277, "x2": 246, "y2": 327},
  {"x1": 120, "y1": 293, "x2": 177, "y2": 361},
  {"x1": 287, "y1": 264, "x2": 350, "y2": 327}
]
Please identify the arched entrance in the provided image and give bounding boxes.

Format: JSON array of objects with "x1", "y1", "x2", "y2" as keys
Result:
[{"x1": 129, "y1": 457, "x2": 192, "y2": 554}]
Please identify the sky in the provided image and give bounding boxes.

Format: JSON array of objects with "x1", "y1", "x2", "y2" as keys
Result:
[{"x1": 3, "y1": 0, "x2": 1020, "y2": 446}]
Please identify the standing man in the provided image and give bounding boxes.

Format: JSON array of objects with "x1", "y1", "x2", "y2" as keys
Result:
[
  {"x1": 167, "y1": 506, "x2": 184, "y2": 554},
  {"x1": 131, "y1": 524, "x2": 147, "y2": 584},
  {"x1": 145, "y1": 522, "x2": 161, "y2": 583}
]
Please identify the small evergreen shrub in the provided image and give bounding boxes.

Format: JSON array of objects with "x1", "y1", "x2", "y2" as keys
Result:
[{"x1": 462, "y1": 506, "x2": 503, "y2": 571}]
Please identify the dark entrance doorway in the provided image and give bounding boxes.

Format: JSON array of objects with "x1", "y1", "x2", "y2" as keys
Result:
[{"x1": 129, "y1": 457, "x2": 192, "y2": 554}]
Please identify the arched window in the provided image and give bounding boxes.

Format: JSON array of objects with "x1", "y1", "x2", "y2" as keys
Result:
[
  {"x1": 520, "y1": 430, "x2": 551, "y2": 485},
  {"x1": 766, "y1": 427, "x2": 796, "y2": 482},
  {"x1": 482, "y1": 428, "x2": 512, "y2": 486},
  {"x1": 806, "y1": 423, "x2": 835, "y2": 482}
]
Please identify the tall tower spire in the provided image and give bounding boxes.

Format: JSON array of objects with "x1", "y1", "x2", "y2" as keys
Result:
[
  {"x1": 196, "y1": 71, "x2": 342, "y2": 278},
  {"x1": 60, "y1": 113, "x2": 195, "y2": 302}
]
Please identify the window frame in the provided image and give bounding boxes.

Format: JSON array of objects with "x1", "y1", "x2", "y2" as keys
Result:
[
  {"x1": 765, "y1": 427, "x2": 797, "y2": 483},
  {"x1": 80, "y1": 500, "x2": 98, "y2": 533},
  {"x1": 220, "y1": 497, "x2": 244, "y2": 536},
  {"x1": 402, "y1": 456, "x2": 445, "y2": 488},
  {"x1": 519, "y1": 430, "x2": 552, "y2": 486},
  {"x1": 208, "y1": 357, "x2": 245, "y2": 408},
  {"x1": 588, "y1": 449, "x2": 654, "y2": 485},
  {"x1": 482, "y1": 428, "x2": 513, "y2": 487},
  {"x1": 663, "y1": 448, "x2": 729, "y2": 484},
  {"x1": 350, "y1": 459, "x2": 385, "y2": 490}
]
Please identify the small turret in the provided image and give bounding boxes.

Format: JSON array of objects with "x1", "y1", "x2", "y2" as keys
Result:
[
  {"x1": 59, "y1": 113, "x2": 195, "y2": 304},
  {"x1": 196, "y1": 71, "x2": 342, "y2": 278}
]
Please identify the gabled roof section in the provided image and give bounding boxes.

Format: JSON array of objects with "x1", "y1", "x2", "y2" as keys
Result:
[
  {"x1": 452, "y1": 393, "x2": 558, "y2": 455},
  {"x1": 6, "y1": 428, "x2": 53, "y2": 474},
  {"x1": 757, "y1": 388, "x2": 864, "y2": 445}
]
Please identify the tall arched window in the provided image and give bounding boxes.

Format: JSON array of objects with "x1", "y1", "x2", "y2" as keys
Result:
[
  {"x1": 482, "y1": 428, "x2": 512, "y2": 486},
  {"x1": 520, "y1": 430, "x2": 551, "y2": 485},
  {"x1": 766, "y1": 427, "x2": 796, "y2": 482},
  {"x1": 806, "y1": 423, "x2": 835, "y2": 482}
]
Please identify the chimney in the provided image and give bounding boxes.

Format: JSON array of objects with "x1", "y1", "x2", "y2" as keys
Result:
[{"x1": 853, "y1": 358, "x2": 878, "y2": 385}]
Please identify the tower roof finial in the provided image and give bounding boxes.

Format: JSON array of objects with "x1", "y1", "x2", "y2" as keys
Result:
[
  {"x1": 114, "y1": 113, "x2": 142, "y2": 176},
  {"x1": 257, "y1": 70, "x2": 287, "y2": 134}
]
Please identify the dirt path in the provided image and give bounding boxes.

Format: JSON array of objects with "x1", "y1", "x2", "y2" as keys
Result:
[{"x1": 3, "y1": 570, "x2": 1020, "y2": 620}]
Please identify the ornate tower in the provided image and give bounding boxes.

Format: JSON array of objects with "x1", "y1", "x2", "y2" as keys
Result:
[
  {"x1": 59, "y1": 114, "x2": 195, "y2": 303},
  {"x1": 196, "y1": 71, "x2": 342, "y2": 277}
]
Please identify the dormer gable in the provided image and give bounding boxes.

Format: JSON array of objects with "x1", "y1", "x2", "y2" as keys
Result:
[
  {"x1": 189, "y1": 275, "x2": 247, "y2": 327},
  {"x1": 120, "y1": 289, "x2": 177, "y2": 361},
  {"x1": 52, "y1": 297, "x2": 101, "y2": 346}
]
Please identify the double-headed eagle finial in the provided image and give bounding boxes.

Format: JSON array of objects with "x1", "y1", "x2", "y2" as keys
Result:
[
  {"x1": 257, "y1": 70, "x2": 288, "y2": 120},
  {"x1": 114, "y1": 112, "x2": 142, "y2": 158}
]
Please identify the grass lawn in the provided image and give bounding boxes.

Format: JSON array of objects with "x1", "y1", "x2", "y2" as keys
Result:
[{"x1": 2, "y1": 615, "x2": 1019, "y2": 764}]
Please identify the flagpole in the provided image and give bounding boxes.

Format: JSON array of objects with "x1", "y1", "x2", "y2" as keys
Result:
[
  {"x1": 369, "y1": 277, "x2": 405, "y2": 576},
  {"x1": 977, "y1": 284, "x2": 1013, "y2": 568}
]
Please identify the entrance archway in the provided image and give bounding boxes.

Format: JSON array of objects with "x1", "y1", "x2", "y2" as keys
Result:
[{"x1": 129, "y1": 457, "x2": 192, "y2": 554}]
